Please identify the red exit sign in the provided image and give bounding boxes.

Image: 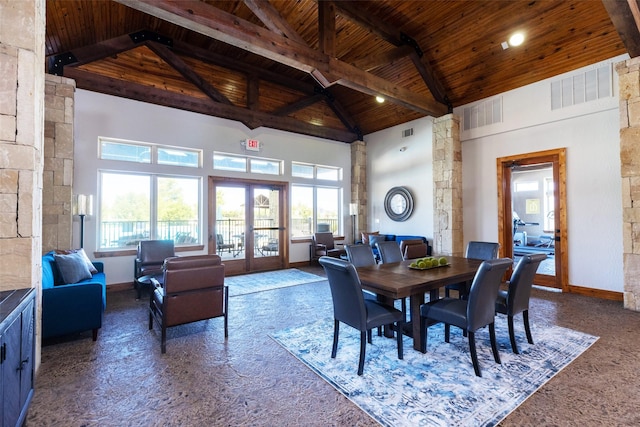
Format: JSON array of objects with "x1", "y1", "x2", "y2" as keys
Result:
[{"x1": 246, "y1": 139, "x2": 260, "y2": 151}]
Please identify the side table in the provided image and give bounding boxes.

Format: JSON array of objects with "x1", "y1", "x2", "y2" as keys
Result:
[{"x1": 135, "y1": 274, "x2": 164, "y2": 300}]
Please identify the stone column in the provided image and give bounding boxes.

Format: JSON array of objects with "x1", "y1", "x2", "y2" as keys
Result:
[
  {"x1": 432, "y1": 114, "x2": 463, "y2": 256},
  {"x1": 43, "y1": 75, "x2": 75, "y2": 253},
  {"x1": 617, "y1": 58, "x2": 640, "y2": 311},
  {"x1": 351, "y1": 140, "x2": 367, "y2": 242},
  {"x1": 0, "y1": 0, "x2": 46, "y2": 365}
]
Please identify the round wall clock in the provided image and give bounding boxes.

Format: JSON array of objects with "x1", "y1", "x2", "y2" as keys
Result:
[{"x1": 384, "y1": 186, "x2": 414, "y2": 222}]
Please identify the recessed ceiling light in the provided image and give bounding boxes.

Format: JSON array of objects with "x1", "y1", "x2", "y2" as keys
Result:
[
  {"x1": 508, "y1": 32, "x2": 525, "y2": 47},
  {"x1": 376, "y1": 96, "x2": 385, "y2": 103}
]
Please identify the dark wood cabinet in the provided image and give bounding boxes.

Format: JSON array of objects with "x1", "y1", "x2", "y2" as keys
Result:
[{"x1": 0, "y1": 288, "x2": 35, "y2": 427}]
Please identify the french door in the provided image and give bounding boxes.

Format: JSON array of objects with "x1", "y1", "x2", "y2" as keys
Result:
[
  {"x1": 209, "y1": 177, "x2": 288, "y2": 275},
  {"x1": 497, "y1": 148, "x2": 567, "y2": 290}
]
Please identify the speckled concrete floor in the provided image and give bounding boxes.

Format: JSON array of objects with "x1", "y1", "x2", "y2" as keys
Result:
[{"x1": 27, "y1": 266, "x2": 640, "y2": 426}]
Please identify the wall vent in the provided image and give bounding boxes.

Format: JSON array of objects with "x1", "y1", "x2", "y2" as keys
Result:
[
  {"x1": 463, "y1": 97, "x2": 502, "y2": 131},
  {"x1": 551, "y1": 63, "x2": 611, "y2": 110},
  {"x1": 402, "y1": 128, "x2": 414, "y2": 138}
]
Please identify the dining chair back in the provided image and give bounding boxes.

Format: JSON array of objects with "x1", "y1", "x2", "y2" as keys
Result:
[
  {"x1": 445, "y1": 241, "x2": 500, "y2": 298},
  {"x1": 376, "y1": 241, "x2": 404, "y2": 263},
  {"x1": 345, "y1": 244, "x2": 376, "y2": 267},
  {"x1": 420, "y1": 257, "x2": 513, "y2": 377},
  {"x1": 319, "y1": 256, "x2": 404, "y2": 376},
  {"x1": 496, "y1": 253, "x2": 547, "y2": 353}
]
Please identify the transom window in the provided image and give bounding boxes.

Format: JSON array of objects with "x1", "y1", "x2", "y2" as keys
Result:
[
  {"x1": 213, "y1": 152, "x2": 282, "y2": 175},
  {"x1": 292, "y1": 162, "x2": 342, "y2": 181},
  {"x1": 99, "y1": 137, "x2": 201, "y2": 168}
]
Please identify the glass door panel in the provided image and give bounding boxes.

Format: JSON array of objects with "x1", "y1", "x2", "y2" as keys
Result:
[{"x1": 214, "y1": 185, "x2": 246, "y2": 261}]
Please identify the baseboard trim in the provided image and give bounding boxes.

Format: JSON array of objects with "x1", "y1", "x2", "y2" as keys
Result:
[
  {"x1": 568, "y1": 284, "x2": 623, "y2": 301},
  {"x1": 107, "y1": 282, "x2": 134, "y2": 293}
]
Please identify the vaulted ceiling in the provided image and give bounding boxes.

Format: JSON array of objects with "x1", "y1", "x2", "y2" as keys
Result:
[{"x1": 45, "y1": 0, "x2": 640, "y2": 143}]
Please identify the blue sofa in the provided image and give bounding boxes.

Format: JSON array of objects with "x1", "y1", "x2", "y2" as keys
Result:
[
  {"x1": 41, "y1": 251, "x2": 106, "y2": 341},
  {"x1": 361, "y1": 234, "x2": 432, "y2": 261}
]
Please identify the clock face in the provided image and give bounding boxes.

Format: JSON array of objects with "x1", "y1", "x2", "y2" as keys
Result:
[{"x1": 384, "y1": 187, "x2": 414, "y2": 221}]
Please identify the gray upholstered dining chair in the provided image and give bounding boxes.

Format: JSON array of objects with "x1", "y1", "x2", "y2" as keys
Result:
[
  {"x1": 420, "y1": 258, "x2": 512, "y2": 377},
  {"x1": 319, "y1": 256, "x2": 404, "y2": 376},
  {"x1": 345, "y1": 244, "x2": 377, "y2": 267},
  {"x1": 376, "y1": 241, "x2": 404, "y2": 263},
  {"x1": 495, "y1": 253, "x2": 547, "y2": 354},
  {"x1": 445, "y1": 241, "x2": 500, "y2": 299}
]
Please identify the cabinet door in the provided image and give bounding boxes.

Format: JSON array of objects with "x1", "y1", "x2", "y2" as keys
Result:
[
  {"x1": 2, "y1": 315, "x2": 21, "y2": 427},
  {"x1": 19, "y1": 300, "x2": 34, "y2": 413}
]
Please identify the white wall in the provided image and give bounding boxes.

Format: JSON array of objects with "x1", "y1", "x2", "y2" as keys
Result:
[
  {"x1": 366, "y1": 55, "x2": 627, "y2": 293},
  {"x1": 74, "y1": 89, "x2": 351, "y2": 285},
  {"x1": 364, "y1": 117, "x2": 435, "y2": 240}
]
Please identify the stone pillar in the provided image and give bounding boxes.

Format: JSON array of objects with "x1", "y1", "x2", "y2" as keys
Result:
[
  {"x1": 43, "y1": 75, "x2": 75, "y2": 253},
  {"x1": 617, "y1": 58, "x2": 640, "y2": 311},
  {"x1": 351, "y1": 140, "x2": 367, "y2": 241},
  {"x1": 432, "y1": 114, "x2": 463, "y2": 256},
  {"x1": 0, "y1": 0, "x2": 46, "y2": 365}
]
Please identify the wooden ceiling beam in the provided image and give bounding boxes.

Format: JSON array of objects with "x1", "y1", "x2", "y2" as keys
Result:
[
  {"x1": 64, "y1": 67, "x2": 358, "y2": 143},
  {"x1": 332, "y1": 1, "x2": 404, "y2": 46},
  {"x1": 145, "y1": 41, "x2": 233, "y2": 105},
  {"x1": 318, "y1": 1, "x2": 336, "y2": 58},
  {"x1": 48, "y1": 33, "x2": 138, "y2": 74},
  {"x1": 602, "y1": 0, "x2": 640, "y2": 58},
  {"x1": 409, "y1": 51, "x2": 450, "y2": 110},
  {"x1": 242, "y1": 0, "x2": 308, "y2": 46},
  {"x1": 272, "y1": 94, "x2": 324, "y2": 116},
  {"x1": 116, "y1": 0, "x2": 447, "y2": 116}
]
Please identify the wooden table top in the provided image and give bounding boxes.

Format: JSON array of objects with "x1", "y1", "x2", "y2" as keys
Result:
[{"x1": 356, "y1": 256, "x2": 483, "y2": 299}]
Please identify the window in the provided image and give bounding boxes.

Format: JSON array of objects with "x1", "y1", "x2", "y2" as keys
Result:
[
  {"x1": 99, "y1": 171, "x2": 201, "y2": 249},
  {"x1": 292, "y1": 162, "x2": 342, "y2": 181},
  {"x1": 291, "y1": 185, "x2": 341, "y2": 238},
  {"x1": 213, "y1": 152, "x2": 283, "y2": 175},
  {"x1": 515, "y1": 181, "x2": 538, "y2": 192},
  {"x1": 99, "y1": 137, "x2": 202, "y2": 168}
]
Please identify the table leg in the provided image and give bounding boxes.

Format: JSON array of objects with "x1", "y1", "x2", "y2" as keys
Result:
[{"x1": 410, "y1": 294, "x2": 426, "y2": 353}]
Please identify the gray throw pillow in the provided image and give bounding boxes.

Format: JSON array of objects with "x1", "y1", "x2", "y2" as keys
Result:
[{"x1": 54, "y1": 251, "x2": 93, "y2": 284}]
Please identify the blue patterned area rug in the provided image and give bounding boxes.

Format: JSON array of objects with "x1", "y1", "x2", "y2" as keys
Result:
[
  {"x1": 271, "y1": 316, "x2": 598, "y2": 426},
  {"x1": 226, "y1": 269, "x2": 325, "y2": 297}
]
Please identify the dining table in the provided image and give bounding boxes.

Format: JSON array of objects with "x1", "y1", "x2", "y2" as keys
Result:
[{"x1": 356, "y1": 256, "x2": 483, "y2": 352}]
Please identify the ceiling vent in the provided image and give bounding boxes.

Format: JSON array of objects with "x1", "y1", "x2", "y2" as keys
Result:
[
  {"x1": 551, "y1": 63, "x2": 611, "y2": 110},
  {"x1": 463, "y1": 97, "x2": 502, "y2": 131},
  {"x1": 402, "y1": 128, "x2": 414, "y2": 138}
]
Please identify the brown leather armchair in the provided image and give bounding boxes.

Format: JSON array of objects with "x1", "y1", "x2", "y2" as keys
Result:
[
  {"x1": 149, "y1": 255, "x2": 228, "y2": 353},
  {"x1": 134, "y1": 240, "x2": 176, "y2": 299},
  {"x1": 400, "y1": 239, "x2": 430, "y2": 260},
  {"x1": 311, "y1": 232, "x2": 346, "y2": 262}
]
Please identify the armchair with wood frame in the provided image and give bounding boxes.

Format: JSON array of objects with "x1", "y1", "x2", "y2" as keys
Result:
[
  {"x1": 311, "y1": 232, "x2": 346, "y2": 262},
  {"x1": 134, "y1": 239, "x2": 176, "y2": 299},
  {"x1": 149, "y1": 254, "x2": 228, "y2": 353}
]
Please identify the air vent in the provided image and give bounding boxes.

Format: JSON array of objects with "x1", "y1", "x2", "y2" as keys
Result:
[
  {"x1": 463, "y1": 97, "x2": 502, "y2": 131},
  {"x1": 402, "y1": 128, "x2": 414, "y2": 138},
  {"x1": 551, "y1": 64, "x2": 611, "y2": 110}
]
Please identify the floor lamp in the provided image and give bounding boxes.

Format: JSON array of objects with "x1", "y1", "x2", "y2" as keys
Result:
[
  {"x1": 349, "y1": 203, "x2": 358, "y2": 244},
  {"x1": 74, "y1": 194, "x2": 93, "y2": 248}
]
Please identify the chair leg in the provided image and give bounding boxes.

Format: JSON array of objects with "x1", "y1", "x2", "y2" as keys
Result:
[
  {"x1": 161, "y1": 323, "x2": 167, "y2": 354},
  {"x1": 444, "y1": 287, "x2": 451, "y2": 298},
  {"x1": 358, "y1": 331, "x2": 367, "y2": 376},
  {"x1": 523, "y1": 310, "x2": 534, "y2": 345},
  {"x1": 468, "y1": 331, "x2": 481, "y2": 377},
  {"x1": 331, "y1": 320, "x2": 340, "y2": 358},
  {"x1": 508, "y1": 315, "x2": 519, "y2": 354},
  {"x1": 489, "y1": 322, "x2": 501, "y2": 364},
  {"x1": 367, "y1": 329, "x2": 372, "y2": 344},
  {"x1": 149, "y1": 310, "x2": 153, "y2": 330},
  {"x1": 396, "y1": 321, "x2": 404, "y2": 360},
  {"x1": 224, "y1": 286, "x2": 229, "y2": 338},
  {"x1": 444, "y1": 323, "x2": 450, "y2": 343}
]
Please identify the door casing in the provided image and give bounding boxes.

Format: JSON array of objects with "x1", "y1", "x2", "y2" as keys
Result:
[{"x1": 497, "y1": 148, "x2": 567, "y2": 290}]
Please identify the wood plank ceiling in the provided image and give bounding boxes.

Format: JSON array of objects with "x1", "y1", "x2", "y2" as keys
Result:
[{"x1": 45, "y1": 0, "x2": 640, "y2": 143}]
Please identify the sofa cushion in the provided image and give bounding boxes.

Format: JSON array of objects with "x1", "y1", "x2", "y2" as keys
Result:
[
  {"x1": 361, "y1": 231, "x2": 379, "y2": 245},
  {"x1": 369, "y1": 234, "x2": 386, "y2": 247},
  {"x1": 54, "y1": 252, "x2": 93, "y2": 284},
  {"x1": 56, "y1": 248, "x2": 98, "y2": 274}
]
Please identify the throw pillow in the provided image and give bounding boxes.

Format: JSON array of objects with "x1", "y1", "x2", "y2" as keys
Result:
[
  {"x1": 56, "y1": 248, "x2": 98, "y2": 274},
  {"x1": 53, "y1": 252, "x2": 93, "y2": 284},
  {"x1": 361, "y1": 231, "x2": 379, "y2": 245},
  {"x1": 369, "y1": 234, "x2": 386, "y2": 248}
]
